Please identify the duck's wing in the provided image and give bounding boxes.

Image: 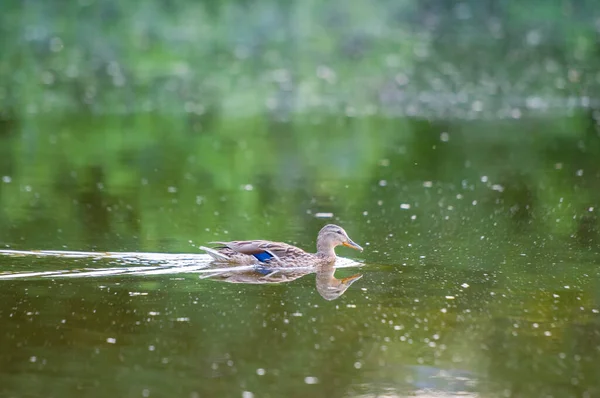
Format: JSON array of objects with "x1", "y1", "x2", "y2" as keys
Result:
[
  {"x1": 211, "y1": 240, "x2": 308, "y2": 262},
  {"x1": 199, "y1": 246, "x2": 230, "y2": 261}
]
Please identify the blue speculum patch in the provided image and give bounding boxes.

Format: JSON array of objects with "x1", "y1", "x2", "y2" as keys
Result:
[{"x1": 252, "y1": 251, "x2": 274, "y2": 262}]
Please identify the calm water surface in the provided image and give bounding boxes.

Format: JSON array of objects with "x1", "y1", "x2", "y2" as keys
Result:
[{"x1": 1, "y1": 114, "x2": 599, "y2": 398}]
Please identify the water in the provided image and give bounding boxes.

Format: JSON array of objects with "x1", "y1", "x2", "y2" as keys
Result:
[
  {"x1": 2, "y1": 0, "x2": 600, "y2": 397},
  {"x1": 1, "y1": 114, "x2": 599, "y2": 397}
]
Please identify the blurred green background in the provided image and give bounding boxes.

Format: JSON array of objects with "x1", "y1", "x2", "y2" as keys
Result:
[{"x1": 1, "y1": 0, "x2": 600, "y2": 397}]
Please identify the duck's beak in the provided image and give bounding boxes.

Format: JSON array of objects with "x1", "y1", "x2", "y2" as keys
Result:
[
  {"x1": 343, "y1": 239, "x2": 363, "y2": 252},
  {"x1": 341, "y1": 273, "x2": 363, "y2": 286}
]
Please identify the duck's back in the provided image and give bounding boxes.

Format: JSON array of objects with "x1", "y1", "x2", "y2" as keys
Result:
[{"x1": 213, "y1": 240, "x2": 312, "y2": 263}]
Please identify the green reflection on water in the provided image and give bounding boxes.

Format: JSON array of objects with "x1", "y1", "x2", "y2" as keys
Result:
[{"x1": 0, "y1": 112, "x2": 599, "y2": 397}]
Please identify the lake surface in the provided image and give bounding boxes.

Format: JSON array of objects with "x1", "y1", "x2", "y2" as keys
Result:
[
  {"x1": 1, "y1": 0, "x2": 600, "y2": 397},
  {"x1": 1, "y1": 114, "x2": 599, "y2": 398}
]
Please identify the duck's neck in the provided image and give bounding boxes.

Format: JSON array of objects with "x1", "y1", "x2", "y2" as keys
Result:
[{"x1": 316, "y1": 242, "x2": 336, "y2": 261}]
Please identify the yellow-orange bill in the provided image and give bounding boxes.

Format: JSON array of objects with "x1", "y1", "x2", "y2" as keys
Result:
[
  {"x1": 341, "y1": 274, "x2": 363, "y2": 285},
  {"x1": 343, "y1": 239, "x2": 363, "y2": 252}
]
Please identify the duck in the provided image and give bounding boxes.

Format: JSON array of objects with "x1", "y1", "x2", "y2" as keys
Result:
[{"x1": 199, "y1": 224, "x2": 363, "y2": 268}]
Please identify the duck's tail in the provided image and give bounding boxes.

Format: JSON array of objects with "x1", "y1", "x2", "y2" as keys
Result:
[{"x1": 199, "y1": 246, "x2": 230, "y2": 262}]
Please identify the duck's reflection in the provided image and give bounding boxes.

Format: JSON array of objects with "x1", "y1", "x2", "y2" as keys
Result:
[
  {"x1": 315, "y1": 264, "x2": 362, "y2": 300},
  {"x1": 205, "y1": 263, "x2": 362, "y2": 301}
]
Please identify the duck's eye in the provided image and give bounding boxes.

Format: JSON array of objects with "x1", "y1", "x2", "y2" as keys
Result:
[{"x1": 336, "y1": 230, "x2": 344, "y2": 235}]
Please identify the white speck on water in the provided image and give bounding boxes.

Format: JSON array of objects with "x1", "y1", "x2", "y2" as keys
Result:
[
  {"x1": 491, "y1": 184, "x2": 504, "y2": 192},
  {"x1": 315, "y1": 212, "x2": 333, "y2": 218},
  {"x1": 481, "y1": 176, "x2": 488, "y2": 183},
  {"x1": 526, "y1": 30, "x2": 542, "y2": 46},
  {"x1": 544, "y1": 331, "x2": 552, "y2": 336},
  {"x1": 176, "y1": 317, "x2": 189, "y2": 322},
  {"x1": 142, "y1": 389, "x2": 150, "y2": 397},
  {"x1": 472, "y1": 200, "x2": 478, "y2": 205},
  {"x1": 29, "y1": 356, "x2": 37, "y2": 363},
  {"x1": 589, "y1": 207, "x2": 594, "y2": 212},
  {"x1": 167, "y1": 186, "x2": 177, "y2": 193},
  {"x1": 256, "y1": 368, "x2": 266, "y2": 376},
  {"x1": 106, "y1": 337, "x2": 117, "y2": 344},
  {"x1": 532, "y1": 323, "x2": 539, "y2": 328},
  {"x1": 363, "y1": 211, "x2": 368, "y2": 216},
  {"x1": 564, "y1": 285, "x2": 570, "y2": 289},
  {"x1": 433, "y1": 334, "x2": 440, "y2": 340},
  {"x1": 2, "y1": 176, "x2": 11, "y2": 183},
  {"x1": 592, "y1": 309, "x2": 599, "y2": 314},
  {"x1": 423, "y1": 181, "x2": 433, "y2": 188},
  {"x1": 242, "y1": 392, "x2": 254, "y2": 398},
  {"x1": 148, "y1": 345, "x2": 155, "y2": 351},
  {"x1": 400, "y1": 203, "x2": 411, "y2": 210},
  {"x1": 461, "y1": 283, "x2": 470, "y2": 288},
  {"x1": 378, "y1": 180, "x2": 387, "y2": 187},
  {"x1": 445, "y1": 296, "x2": 455, "y2": 300},
  {"x1": 576, "y1": 169, "x2": 584, "y2": 177},
  {"x1": 242, "y1": 184, "x2": 254, "y2": 191},
  {"x1": 554, "y1": 163, "x2": 563, "y2": 170},
  {"x1": 148, "y1": 312, "x2": 160, "y2": 316},
  {"x1": 292, "y1": 312, "x2": 303, "y2": 317},
  {"x1": 411, "y1": 215, "x2": 417, "y2": 220},
  {"x1": 581, "y1": 96, "x2": 590, "y2": 107},
  {"x1": 440, "y1": 132, "x2": 449, "y2": 142},
  {"x1": 440, "y1": 308, "x2": 448, "y2": 313},
  {"x1": 526, "y1": 96, "x2": 546, "y2": 109},
  {"x1": 354, "y1": 362, "x2": 362, "y2": 369},
  {"x1": 304, "y1": 376, "x2": 319, "y2": 384}
]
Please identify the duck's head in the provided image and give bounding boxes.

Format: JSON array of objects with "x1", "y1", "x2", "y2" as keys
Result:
[{"x1": 316, "y1": 224, "x2": 363, "y2": 255}]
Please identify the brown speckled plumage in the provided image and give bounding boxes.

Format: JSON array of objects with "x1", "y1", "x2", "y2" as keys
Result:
[{"x1": 200, "y1": 224, "x2": 362, "y2": 267}]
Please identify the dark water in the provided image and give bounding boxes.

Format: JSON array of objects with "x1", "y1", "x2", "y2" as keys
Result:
[
  {"x1": 2, "y1": 0, "x2": 600, "y2": 397},
  {"x1": 1, "y1": 114, "x2": 599, "y2": 398}
]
